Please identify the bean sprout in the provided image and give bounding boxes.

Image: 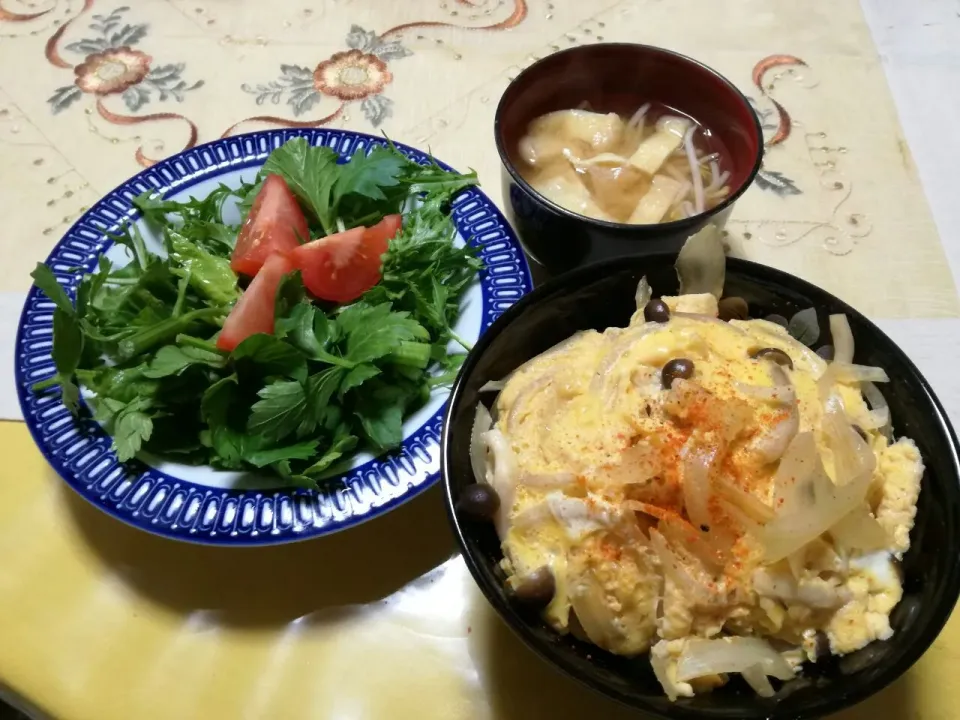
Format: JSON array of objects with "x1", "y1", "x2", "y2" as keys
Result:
[
  {"x1": 683, "y1": 126, "x2": 706, "y2": 215},
  {"x1": 628, "y1": 102, "x2": 652, "y2": 131}
]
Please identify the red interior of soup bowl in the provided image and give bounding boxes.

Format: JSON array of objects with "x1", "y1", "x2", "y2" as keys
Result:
[{"x1": 495, "y1": 43, "x2": 763, "y2": 207}]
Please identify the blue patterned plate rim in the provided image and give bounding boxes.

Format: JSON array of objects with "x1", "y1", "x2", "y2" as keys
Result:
[{"x1": 15, "y1": 128, "x2": 532, "y2": 546}]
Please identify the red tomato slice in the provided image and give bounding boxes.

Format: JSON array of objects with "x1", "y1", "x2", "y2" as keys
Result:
[
  {"x1": 217, "y1": 252, "x2": 295, "y2": 352},
  {"x1": 230, "y1": 174, "x2": 309, "y2": 277},
  {"x1": 289, "y1": 214, "x2": 401, "y2": 304},
  {"x1": 364, "y1": 214, "x2": 402, "y2": 250}
]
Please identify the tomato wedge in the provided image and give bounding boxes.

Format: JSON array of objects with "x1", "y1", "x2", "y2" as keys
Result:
[
  {"x1": 217, "y1": 252, "x2": 295, "y2": 352},
  {"x1": 364, "y1": 214, "x2": 402, "y2": 250},
  {"x1": 230, "y1": 174, "x2": 309, "y2": 277},
  {"x1": 289, "y1": 214, "x2": 401, "y2": 304}
]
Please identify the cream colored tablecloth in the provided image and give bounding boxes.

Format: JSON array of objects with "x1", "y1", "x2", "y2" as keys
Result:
[{"x1": 1, "y1": 0, "x2": 959, "y2": 718}]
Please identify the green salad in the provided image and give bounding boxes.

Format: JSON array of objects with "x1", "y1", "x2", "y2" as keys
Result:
[{"x1": 31, "y1": 138, "x2": 482, "y2": 487}]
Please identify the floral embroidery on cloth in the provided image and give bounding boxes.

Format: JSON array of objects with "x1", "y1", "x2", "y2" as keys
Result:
[
  {"x1": 47, "y1": 6, "x2": 202, "y2": 114},
  {"x1": 242, "y1": 25, "x2": 411, "y2": 128}
]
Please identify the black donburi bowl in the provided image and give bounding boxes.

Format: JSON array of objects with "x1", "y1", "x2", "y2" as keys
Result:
[{"x1": 441, "y1": 253, "x2": 960, "y2": 719}]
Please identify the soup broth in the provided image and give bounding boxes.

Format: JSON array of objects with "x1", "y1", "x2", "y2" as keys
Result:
[{"x1": 516, "y1": 102, "x2": 731, "y2": 225}]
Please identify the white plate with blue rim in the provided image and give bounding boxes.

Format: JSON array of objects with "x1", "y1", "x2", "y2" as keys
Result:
[{"x1": 15, "y1": 129, "x2": 532, "y2": 545}]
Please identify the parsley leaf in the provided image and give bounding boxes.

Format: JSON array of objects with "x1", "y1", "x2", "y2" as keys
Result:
[
  {"x1": 357, "y1": 401, "x2": 405, "y2": 451},
  {"x1": 333, "y1": 146, "x2": 405, "y2": 204},
  {"x1": 50, "y1": 307, "x2": 83, "y2": 411},
  {"x1": 231, "y1": 334, "x2": 308, "y2": 381},
  {"x1": 201, "y1": 374, "x2": 238, "y2": 424},
  {"x1": 354, "y1": 379, "x2": 418, "y2": 451},
  {"x1": 143, "y1": 344, "x2": 226, "y2": 378},
  {"x1": 112, "y1": 397, "x2": 154, "y2": 461},
  {"x1": 339, "y1": 302, "x2": 426, "y2": 364},
  {"x1": 275, "y1": 301, "x2": 343, "y2": 365},
  {"x1": 306, "y1": 367, "x2": 343, "y2": 420},
  {"x1": 207, "y1": 426, "x2": 257, "y2": 468},
  {"x1": 245, "y1": 440, "x2": 319, "y2": 468},
  {"x1": 30, "y1": 263, "x2": 75, "y2": 315},
  {"x1": 339, "y1": 364, "x2": 380, "y2": 397},
  {"x1": 248, "y1": 380, "x2": 314, "y2": 442},
  {"x1": 301, "y1": 432, "x2": 359, "y2": 479}
]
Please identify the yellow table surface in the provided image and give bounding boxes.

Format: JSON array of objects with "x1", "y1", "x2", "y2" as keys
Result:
[{"x1": 3, "y1": 0, "x2": 960, "y2": 718}]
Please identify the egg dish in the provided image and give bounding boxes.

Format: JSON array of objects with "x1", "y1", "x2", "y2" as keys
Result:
[{"x1": 467, "y1": 229, "x2": 923, "y2": 700}]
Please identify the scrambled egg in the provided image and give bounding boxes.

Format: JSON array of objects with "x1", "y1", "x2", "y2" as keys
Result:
[{"x1": 487, "y1": 292, "x2": 923, "y2": 700}]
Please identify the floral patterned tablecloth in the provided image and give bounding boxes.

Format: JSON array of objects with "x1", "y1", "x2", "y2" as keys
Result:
[{"x1": 1, "y1": 1, "x2": 960, "y2": 719}]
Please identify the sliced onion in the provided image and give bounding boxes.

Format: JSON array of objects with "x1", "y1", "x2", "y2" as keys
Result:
[
  {"x1": 510, "y1": 501, "x2": 553, "y2": 532},
  {"x1": 469, "y1": 403, "x2": 493, "y2": 485},
  {"x1": 714, "y1": 475, "x2": 775, "y2": 524},
  {"x1": 648, "y1": 528, "x2": 713, "y2": 604},
  {"x1": 680, "y1": 437, "x2": 719, "y2": 532},
  {"x1": 747, "y1": 411, "x2": 800, "y2": 465},
  {"x1": 829, "y1": 314, "x2": 855, "y2": 364},
  {"x1": 589, "y1": 324, "x2": 659, "y2": 393},
  {"x1": 738, "y1": 362, "x2": 796, "y2": 405},
  {"x1": 861, "y1": 381, "x2": 888, "y2": 412},
  {"x1": 734, "y1": 382, "x2": 794, "y2": 404},
  {"x1": 822, "y1": 408, "x2": 877, "y2": 482},
  {"x1": 756, "y1": 562, "x2": 847, "y2": 608},
  {"x1": 635, "y1": 276, "x2": 652, "y2": 311},
  {"x1": 676, "y1": 637, "x2": 796, "y2": 683},
  {"x1": 506, "y1": 374, "x2": 554, "y2": 434},
  {"x1": 658, "y1": 513, "x2": 727, "y2": 570},
  {"x1": 625, "y1": 500, "x2": 672, "y2": 521},
  {"x1": 772, "y1": 430, "x2": 816, "y2": 508},
  {"x1": 568, "y1": 569, "x2": 622, "y2": 652},
  {"x1": 484, "y1": 428, "x2": 518, "y2": 539},
  {"x1": 861, "y1": 381, "x2": 892, "y2": 437},
  {"x1": 650, "y1": 651, "x2": 682, "y2": 702},
  {"x1": 816, "y1": 365, "x2": 844, "y2": 410},
  {"x1": 759, "y1": 424, "x2": 875, "y2": 563},
  {"x1": 741, "y1": 664, "x2": 776, "y2": 697},
  {"x1": 719, "y1": 502, "x2": 763, "y2": 543},
  {"x1": 478, "y1": 380, "x2": 505, "y2": 393},
  {"x1": 861, "y1": 407, "x2": 891, "y2": 431},
  {"x1": 747, "y1": 380, "x2": 800, "y2": 463},
  {"x1": 830, "y1": 503, "x2": 889, "y2": 552},
  {"x1": 752, "y1": 567, "x2": 797, "y2": 600},
  {"x1": 546, "y1": 493, "x2": 617, "y2": 540},
  {"x1": 744, "y1": 367, "x2": 799, "y2": 464},
  {"x1": 796, "y1": 579, "x2": 850, "y2": 609},
  {"x1": 831, "y1": 363, "x2": 890, "y2": 383}
]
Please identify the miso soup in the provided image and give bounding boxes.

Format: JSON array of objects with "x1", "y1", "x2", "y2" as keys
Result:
[{"x1": 516, "y1": 103, "x2": 731, "y2": 225}]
